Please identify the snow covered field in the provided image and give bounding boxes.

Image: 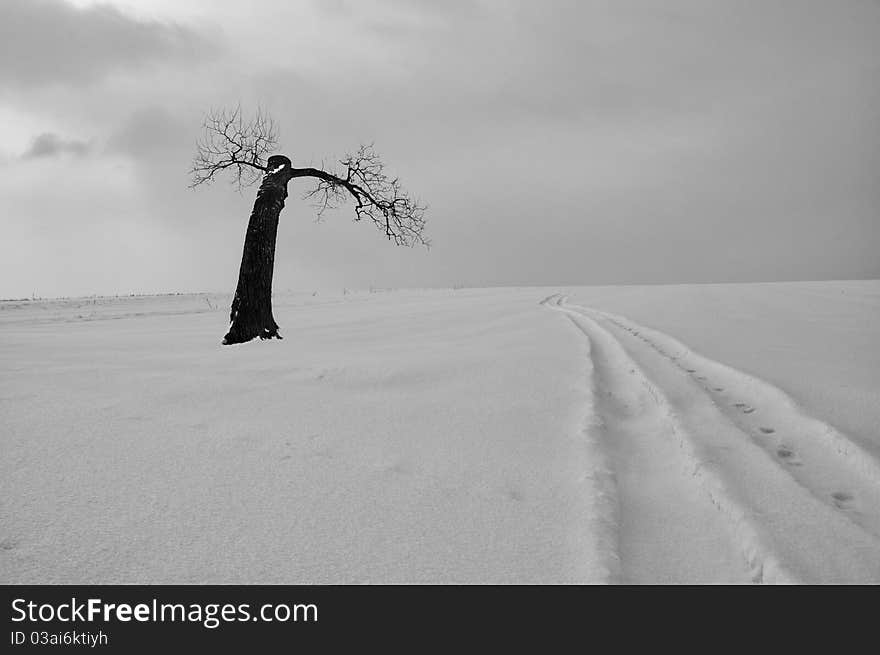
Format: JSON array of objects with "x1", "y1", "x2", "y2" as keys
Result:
[{"x1": 2, "y1": 281, "x2": 879, "y2": 584}]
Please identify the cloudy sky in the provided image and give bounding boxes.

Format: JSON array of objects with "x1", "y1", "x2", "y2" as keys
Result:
[{"x1": 1, "y1": 0, "x2": 878, "y2": 298}]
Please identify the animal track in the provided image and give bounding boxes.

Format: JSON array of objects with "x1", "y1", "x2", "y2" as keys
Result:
[
  {"x1": 278, "y1": 439, "x2": 294, "y2": 461},
  {"x1": 759, "y1": 427, "x2": 775, "y2": 434},
  {"x1": 831, "y1": 492, "x2": 854, "y2": 509},
  {"x1": 386, "y1": 462, "x2": 411, "y2": 476},
  {"x1": 776, "y1": 446, "x2": 802, "y2": 465},
  {"x1": 743, "y1": 407, "x2": 755, "y2": 414}
]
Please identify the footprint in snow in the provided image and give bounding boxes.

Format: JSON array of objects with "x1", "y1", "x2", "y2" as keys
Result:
[
  {"x1": 312, "y1": 448, "x2": 335, "y2": 461},
  {"x1": 743, "y1": 407, "x2": 756, "y2": 414},
  {"x1": 714, "y1": 387, "x2": 724, "y2": 392},
  {"x1": 759, "y1": 427, "x2": 775, "y2": 434},
  {"x1": 686, "y1": 368, "x2": 697, "y2": 373},
  {"x1": 776, "y1": 446, "x2": 802, "y2": 465},
  {"x1": 386, "y1": 462, "x2": 411, "y2": 476},
  {"x1": 831, "y1": 491, "x2": 854, "y2": 509}
]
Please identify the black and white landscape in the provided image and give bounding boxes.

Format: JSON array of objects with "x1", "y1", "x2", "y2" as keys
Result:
[{"x1": 1, "y1": 1, "x2": 878, "y2": 584}]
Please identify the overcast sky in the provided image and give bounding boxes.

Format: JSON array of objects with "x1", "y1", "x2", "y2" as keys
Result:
[{"x1": 1, "y1": 0, "x2": 878, "y2": 297}]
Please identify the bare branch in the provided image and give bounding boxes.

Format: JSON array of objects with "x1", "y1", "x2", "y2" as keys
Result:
[
  {"x1": 189, "y1": 105, "x2": 278, "y2": 190},
  {"x1": 299, "y1": 144, "x2": 429, "y2": 247},
  {"x1": 190, "y1": 107, "x2": 428, "y2": 246}
]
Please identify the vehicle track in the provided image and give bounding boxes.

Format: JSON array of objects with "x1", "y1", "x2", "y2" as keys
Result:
[{"x1": 543, "y1": 294, "x2": 880, "y2": 583}]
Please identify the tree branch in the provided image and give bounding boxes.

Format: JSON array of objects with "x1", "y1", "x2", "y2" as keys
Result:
[
  {"x1": 189, "y1": 105, "x2": 278, "y2": 190},
  {"x1": 298, "y1": 145, "x2": 429, "y2": 247},
  {"x1": 189, "y1": 109, "x2": 428, "y2": 246}
]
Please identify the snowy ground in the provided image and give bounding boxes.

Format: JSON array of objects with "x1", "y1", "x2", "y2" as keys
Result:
[{"x1": 2, "y1": 281, "x2": 879, "y2": 584}]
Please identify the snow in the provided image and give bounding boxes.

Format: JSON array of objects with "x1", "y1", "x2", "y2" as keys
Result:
[{"x1": 2, "y1": 282, "x2": 879, "y2": 584}]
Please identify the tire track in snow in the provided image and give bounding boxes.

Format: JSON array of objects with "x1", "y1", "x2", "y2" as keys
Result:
[
  {"x1": 570, "y1": 301, "x2": 880, "y2": 541},
  {"x1": 542, "y1": 295, "x2": 753, "y2": 583},
  {"x1": 541, "y1": 295, "x2": 621, "y2": 583},
  {"x1": 547, "y1": 294, "x2": 880, "y2": 583}
]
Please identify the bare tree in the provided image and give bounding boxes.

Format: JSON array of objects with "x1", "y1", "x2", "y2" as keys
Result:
[{"x1": 190, "y1": 106, "x2": 428, "y2": 345}]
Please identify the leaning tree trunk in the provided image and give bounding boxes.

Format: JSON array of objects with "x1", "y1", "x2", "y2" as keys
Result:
[{"x1": 222, "y1": 156, "x2": 293, "y2": 345}]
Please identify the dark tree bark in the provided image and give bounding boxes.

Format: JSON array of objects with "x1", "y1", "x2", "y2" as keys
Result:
[{"x1": 222, "y1": 155, "x2": 291, "y2": 345}]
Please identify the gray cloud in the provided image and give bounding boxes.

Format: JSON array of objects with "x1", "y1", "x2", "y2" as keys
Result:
[
  {"x1": 0, "y1": 0, "x2": 215, "y2": 89},
  {"x1": 22, "y1": 132, "x2": 92, "y2": 159},
  {"x1": 104, "y1": 105, "x2": 207, "y2": 224},
  {"x1": 106, "y1": 106, "x2": 190, "y2": 159},
  {"x1": 1, "y1": 0, "x2": 878, "y2": 298}
]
